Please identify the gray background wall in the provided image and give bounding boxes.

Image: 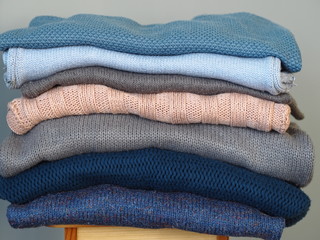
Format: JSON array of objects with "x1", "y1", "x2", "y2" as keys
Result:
[{"x1": 0, "y1": 0, "x2": 319, "y2": 239}]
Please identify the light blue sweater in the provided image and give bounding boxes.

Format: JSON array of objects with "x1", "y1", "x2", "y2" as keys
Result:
[{"x1": 3, "y1": 47, "x2": 294, "y2": 94}]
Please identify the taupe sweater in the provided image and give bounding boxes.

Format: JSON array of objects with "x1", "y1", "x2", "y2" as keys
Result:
[
  {"x1": 0, "y1": 114, "x2": 313, "y2": 187},
  {"x1": 20, "y1": 67, "x2": 304, "y2": 119}
]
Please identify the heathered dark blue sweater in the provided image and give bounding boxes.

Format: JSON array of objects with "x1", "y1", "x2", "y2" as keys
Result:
[{"x1": 8, "y1": 184, "x2": 285, "y2": 240}]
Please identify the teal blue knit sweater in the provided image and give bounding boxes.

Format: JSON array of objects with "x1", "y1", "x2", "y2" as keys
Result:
[{"x1": 0, "y1": 13, "x2": 301, "y2": 72}]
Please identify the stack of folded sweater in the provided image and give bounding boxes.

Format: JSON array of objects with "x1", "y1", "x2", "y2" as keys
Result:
[{"x1": 0, "y1": 13, "x2": 314, "y2": 240}]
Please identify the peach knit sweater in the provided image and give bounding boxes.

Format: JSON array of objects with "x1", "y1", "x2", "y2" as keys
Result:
[{"x1": 7, "y1": 84, "x2": 290, "y2": 135}]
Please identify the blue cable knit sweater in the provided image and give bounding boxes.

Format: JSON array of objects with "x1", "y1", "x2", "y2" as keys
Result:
[
  {"x1": 0, "y1": 148, "x2": 309, "y2": 226},
  {"x1": 0, "y1": 13, "x2": 301, "y2": 72}
]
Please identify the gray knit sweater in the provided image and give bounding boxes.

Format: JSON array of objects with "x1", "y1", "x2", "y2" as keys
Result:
[
  {"x1": 19, "y1": 67, "x2": 304, "y2": 119},
  {"x1": 0, "y1": 114, "x2": 313, "y2": 187}
]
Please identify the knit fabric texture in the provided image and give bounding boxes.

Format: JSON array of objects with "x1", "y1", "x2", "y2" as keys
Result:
[
  {"x1": 0, "y1": 148, "x2": 310, "y2": 227},
  {"x1": 2, "y1": 47, "x2": 295, "y2": 95},
  {"x1": 0, "y1": 114, "x2": 313, "y2": 187},
  {"x1": 7, "y1": 84, "x2": 291, "y2": 135},
  {"x1": 0, "y1": 13, "x2": 301, "y2": 72},
  {"x1": 18, "y1": 66, "x2": 304, "y2": 120},
  {"x1": 7, "y1": 184, "x2": 285, "y2": 240}
]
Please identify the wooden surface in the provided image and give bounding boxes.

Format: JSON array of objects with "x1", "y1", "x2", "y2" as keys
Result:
[
  {"x1": 50, "y1": 225, "x2": 229, "y2": 240},
  {"x1": 65, "y1": 228, "x2": 77, "y2": 240}
]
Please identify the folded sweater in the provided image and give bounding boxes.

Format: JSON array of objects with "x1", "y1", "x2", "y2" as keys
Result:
[
  {"x1": 18, "y1": 66, "x2": 304, "y2": 120},
  {"x1": 0, "y1": 114, "x2": 313, "y2": 187},
  {"x1": 0, "y1": 13, "x2": 301, "y2": 72},
  {"x1": 3, "y1": 47, "x2": 294, "y2": 95},
  {"x1": 0, "y1": 148, "x2": 310, "y2": 227},
  {"x1": 7, "y1": 84, "x2": 290, "y2": 135},
  {"x1": 7, "y1": 184, "x2": 285, "y2": 240}
]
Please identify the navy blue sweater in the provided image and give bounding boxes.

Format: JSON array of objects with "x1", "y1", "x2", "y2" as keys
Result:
[{"x1": 0, "y1": 148, "x2": 309, "y2": 226}]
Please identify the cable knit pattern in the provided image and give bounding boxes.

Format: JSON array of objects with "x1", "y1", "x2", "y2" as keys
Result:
[
  {"x1": 7, "y1": 84, "x2": 291, "y2": 135},
  {"x1": 0, "y1": 148, "x2": 310, "y2": 227},
  {"x1": 2, "y1": 47, "x2": 295, "y2": 95},
  {"x1": 0, "y1": 13, "x2": 301, "y2": 72},
  {"x1": 7, "y1": 184, "x2": 285, "y2": 240},
  {"x1": 18, "y1": 66, "x2": 304, "y2": 120},
  {"x1": 0, "y1": 114, "x2": 314, "y2": 187}
]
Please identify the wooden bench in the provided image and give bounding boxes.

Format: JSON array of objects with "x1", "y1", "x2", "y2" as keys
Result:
[{"x1": 50, "y1": 225, "x2": 229, "y2": 240}]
